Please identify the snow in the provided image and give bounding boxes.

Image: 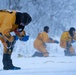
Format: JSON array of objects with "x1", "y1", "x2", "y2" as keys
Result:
[
  {"x1": 0, "y1": 38, "x2": 76, "y2": 75},
  {"x1": 0, "y1": 0, "x2": 76, "y2": 75},
  {"x1": 0, "y1": 56, "x2": 76, "y2": 75}
]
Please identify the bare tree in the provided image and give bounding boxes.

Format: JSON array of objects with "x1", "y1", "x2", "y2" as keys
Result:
[{"x1": 8, "y1": 0, "x2": 21, "y2": 10}]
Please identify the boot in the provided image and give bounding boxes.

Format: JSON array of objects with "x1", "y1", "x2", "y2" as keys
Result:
[
  {"x1": 32, "y1": 51, "x2": 44, "y2": 57},
  {"x1": 43, "y1": 52, "x2": 49, "y2": 57},
  {"x1": 2, "y1": 54, "x2": 21, "y2": 70},
  {"x1": 9, "y1": 66, "x2": 21, "y2": 70},
  {"x1": 64, "y1": 50, "x2": 76, "y2": 56},
  {"x1": 69, "y1": 53, "x2": 76, "y2": 56},
  {"x1": 64, "y1": 50, "x2": 68, "y2": 56}
]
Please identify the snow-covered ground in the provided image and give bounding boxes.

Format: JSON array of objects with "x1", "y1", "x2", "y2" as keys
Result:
[
  {"x1": 0, "y1": 38, "x2": 76, "y2": 75},
  {"x1": 0, "y1": 56, "x2": 76, "y2": 75}
]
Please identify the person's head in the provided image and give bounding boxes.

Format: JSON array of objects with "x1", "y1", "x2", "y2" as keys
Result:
[
  {"x1": 15, "y1": 12, "x2": 32, "y2": 32},
  {"x1": 44, "y1": 26, "x2": 49, "y2": 33},
  {"x1": 69, "y1": 27, "x2": 75, "y2": 38}
]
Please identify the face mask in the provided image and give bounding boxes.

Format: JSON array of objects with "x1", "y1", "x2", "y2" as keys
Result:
[
  {"x1": 17, "y1": 27, "x2": 24, "y2": 32},
  {"x1": 18, "y1": 23, "x2": 25, "y2": 32}
]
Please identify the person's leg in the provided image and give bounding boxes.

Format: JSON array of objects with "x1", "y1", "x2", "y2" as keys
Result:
[
  {"x1": 65, "y1": 42, "x2": 75, "y2": 56},
  {"x1": 39, "y1": 45, "x2": 49, "y2": 57},
  {"x1": 32, "y1": 51, "x2": 43, "y2": 57},
  {"x1": 33, "y1": 45, "x2": 49, "y2": 57},
  {"x1": 3, "y1": 53, "x2": 13, "y2": 70},
  {"x1": 64, "y1": 42, "x2": 71, "y2": 56},
  {"x1": 69, "y1": 46, "x2": 76, "y2": 56},
  {"x1": 2, "y1": 40, "x2": 21, "y2": 70}
]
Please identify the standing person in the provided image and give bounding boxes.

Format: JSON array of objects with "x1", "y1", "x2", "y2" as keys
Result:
[
  {"x1": 33, "y1": 26, "x2": 59, "y2": 57},
  {"x1": 60, "y1": 27, "x2": 76, "y2": 56},
  {"x1": 0, "y1": 10, "x2": 32, "y2": 70}
]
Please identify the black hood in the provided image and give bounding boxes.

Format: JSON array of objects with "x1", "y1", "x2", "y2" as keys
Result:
[
  {"x1": 15, "y1": 12, "x2": 32, "y2": 25},
  {"x1": 69, "y1": 27, "x2": 75, "y2": 38},
  {"x1": 44, "y1": 26, "x2": 49, "y2": 33},
  {"x1": 15, "y1": 12, "x2": 32, "y2": 32}
]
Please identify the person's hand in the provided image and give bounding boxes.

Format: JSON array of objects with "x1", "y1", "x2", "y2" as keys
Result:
[
  {"x1": 19, "y1": 35, "x2": 29, "y2": 41},
  {"x1": 49, "y1": 38, "x2": 53, "y2": 40},
  {"x1": 54, "y1": 40, "x2": 59, "y2": 44},
  {"x1": 71, "y1": 40, "x2": 75, "y2": 43},
  {"x1": 13, "y1": 35, "x2": 18, "y2": 41}
]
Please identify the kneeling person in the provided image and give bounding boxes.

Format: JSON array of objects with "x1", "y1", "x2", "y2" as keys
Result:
[
  {"x1": 60, "y1": 27, "x2": 76, "y2": 56},
  {"x1": 33, "y1": 26, "x2": 59, "y2": 57}
]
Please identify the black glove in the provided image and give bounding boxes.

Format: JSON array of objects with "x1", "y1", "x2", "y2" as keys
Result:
[
  {"x1": 49, "y1": 38, "x2": 53, "y2": 41},
  {"x1": 5, "y1": 40, "x2": 13, "y2": 53},
  {"x1": 71, "y1": 40, "x2": 75, "y2": 43},
  {"x1": 6, "y1": 40, "x2": 12, "y2": 49},
  {"x1": 6, "y1": 36, "x2": 16, "y2": 52},
  {"x1": 13, "y1": 35, "x2": 18, "y2": 41},
  {"x1": 54, "y1": 40, "x2": 59, "y2": 44}
]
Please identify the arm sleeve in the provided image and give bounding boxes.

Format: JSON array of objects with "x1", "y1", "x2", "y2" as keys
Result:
[
  {"x1": 1, "y1": 13, "x2": 14, "y2": 42},
  {"x1": 42, "y1": 32, "x2": 51, "y2": 43},
  {"x1": 60, "y1": 32, "x2": 71, "y2": 42},
  {"x1": 73, "y1": 33, "x2": 76, "y2": 40}
]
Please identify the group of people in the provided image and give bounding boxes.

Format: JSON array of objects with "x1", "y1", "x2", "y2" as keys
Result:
[
  {"x1": 33, "y1": 26, "x2": 76, "y2": 57},
  {"x1": 0, "y1": 10, "x2": 76, "y2": 70}
]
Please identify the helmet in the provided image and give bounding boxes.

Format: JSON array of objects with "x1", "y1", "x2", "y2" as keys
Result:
[
  {"x1": 22, "y1": 13, "x2": 32, "y2": 25},
  {"x1": 15, "y1": 12, "x2": 32, "y2": 32},
  {"x1": 69, "y1": 27, "x2": 75, "y2": 32},
  {"x1": 44, "y1": 26, "x2": 49, "y2": 33},
  {"x1": 69, "y1": 27, "x2": 75, "y2": 37},
  {"x1": 15, "y1": 12, "x2": 32, "y2": 25}
]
